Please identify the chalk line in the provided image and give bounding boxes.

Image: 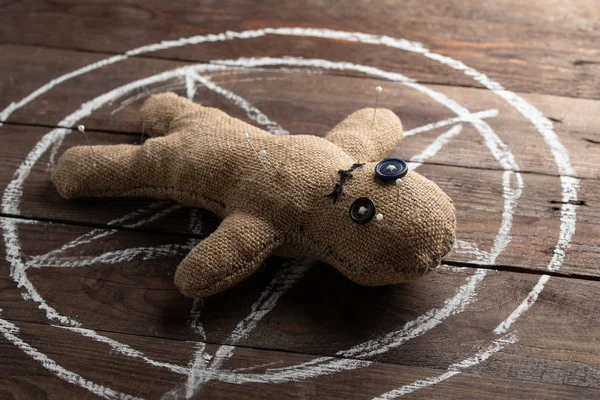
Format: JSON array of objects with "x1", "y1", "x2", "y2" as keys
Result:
[
  {"x1": 438, "y1": 264, "x2": 468, "y2": 273},
  {"x1": 0, "y1": 27, "x2": 576, "y2": 398},
  {"x1": 407, "y1": 123, "x2": 463, "y2": 169},
  {"x1": 0, "y1": 56, "x2": 491, "y2": 395},
  {"x1": 28, "y1": 243, "x2": 193, "y2": 268},
  {"x1": 232, "y1": 360, "x2": 285, "y2": 373},
  {"x1": 177, "y1": 71, "x2": 504, "y2": 391},
  {"x1": 0, "y1": 55, "x2": 517, "y2": 394},
  {"x1": 184, "y1": 294, "x2": 210, "y2": 393},
  {"x1": 0, "y1": 54, "x2": 128, "y2": 125},
  {"x1": 180, "y1": 97, "x2": 518, "y2": 384},
  {"x1": 493, "y1": 177, "x2": 579, "y2": 334},
  {"x1": 214, "y1": 261, "x2": 312, "y2": 365},
  {"x1": 24, "y1": 202, "x2": 169, "y2": 268},
  {"x1": 404, "y1": 109, "x2": 498, "y2": 137},
  {"x1": 0, "y1": 201, "x2": 187, "y2": 377},
  {"x1": 112, "y1": 83, "x2": 188, "y2": 116},
  {"x1": 3, "y1": 201, "x2": 179, "y2": 327},
  {"x1": 453, "y1": 240, "x2": 490, "y2": 263},
  {"x1": 188, "y1": 298, "x2": 206, "y2": 339},
  {"x1": 184, "y1": 341, "x2": 210, "y2": 398},
  {"x1": 403, "y1": 82, "x2": 520, "y2": 176},
  {"x1": 0, "y1": 317, "x2": 142, "y2": 400},
  {"x1": 57, "y1": 326, "x2": 188, "y2": 375},
  {"x1": 185, "y1": 73, "x2": 197, "y2": 101},
  {"x1": 186, "y1": 71, "x2": 289, "y2": 135},
  {"x1": 493, "y1": 275, "x2": 550, "y2": 335},
  {"x1": 422, "y1": 49, "x2": 580, "y2": 329},
  {"x1": 420, "y1": 46, "x2": 580, "y2": 334},
  {"x1": 419, "y1": 47, "x2": 579, "y2": 360},
  {"x1": 198, "y1": 357, "x2": 373, "y2": 385},
  {"x1": 17, "y1": 56, "x2": 516, "y2": 389},
  {"x1": 114, "y1": 71, "x2": 291, "y2": 135},
  {"x1": 1, "y1": 216, "x2": 81, "y2": 327},
  {"x1": 373, "y1": 333, "x2": 518, "y2": 399},
  {"x1": 199, "y1": 268, "x2": 488, "y2": 386},
  {"x1": 184, "y1": 260, "x2": 313, "y2": 397},
  {"x1": 338, "y1": 269, "x2": 489, "y2": 360}
]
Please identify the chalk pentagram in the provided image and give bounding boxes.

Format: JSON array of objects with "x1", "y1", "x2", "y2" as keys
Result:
[{"x1": 0, "y1": 28, "x2": 578, "y2": 400}]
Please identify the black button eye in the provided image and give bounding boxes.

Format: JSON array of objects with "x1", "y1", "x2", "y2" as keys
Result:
[
  {"x1": 375, "y1": 158, "x2": 408, "y2": 181},
  {"x1": 349, "y1": 197, "x2": 376, "y2": 224}
]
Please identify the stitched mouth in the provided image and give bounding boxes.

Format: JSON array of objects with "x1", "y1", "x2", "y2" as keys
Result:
[{"x1": 325, "y1": 163, "x2": 365, "y2": 203}]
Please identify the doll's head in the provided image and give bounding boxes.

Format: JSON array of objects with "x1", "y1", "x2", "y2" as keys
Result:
[{"x1": 305, "y1": 159, "x2": 455, "y2": 286}]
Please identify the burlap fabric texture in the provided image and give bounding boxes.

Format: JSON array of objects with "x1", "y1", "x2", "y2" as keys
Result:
[{"x1": 53, "y1": 92, "x2": 456, "y2": 297}]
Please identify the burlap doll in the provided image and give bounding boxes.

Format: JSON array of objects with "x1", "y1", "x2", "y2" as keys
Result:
[{"x1": 53, "y1": 92, "x2": 456, "y2": 297}]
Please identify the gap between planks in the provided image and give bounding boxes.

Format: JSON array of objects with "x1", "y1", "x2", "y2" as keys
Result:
[
  {"x1": 1, "y1": 213, "x2": 598, "y2": 284},
  {"x1": 0, "y1": 41, "x2": 493, "y2": 95},
  {"x1": 2, "y1": 40, "x2": 597, "y2": 102},
  {"x1": 0, "y1": 314, "x2": 481, "y2": 374},
  {"x1": 1, "y1": 119, "x2": 597, "y2": 182}
]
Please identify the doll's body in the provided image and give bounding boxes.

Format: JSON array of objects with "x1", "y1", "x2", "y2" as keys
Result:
[{"x1": 53, "y1": 93, "x2": 456, "y2": 297}]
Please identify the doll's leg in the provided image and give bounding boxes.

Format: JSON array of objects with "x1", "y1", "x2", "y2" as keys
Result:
[
  {"x1": 52, "y1": 139, "x2": 175, "y2": 200},
  {"x1": 140, "y1": 92, "x2": 259, "y2": 139}
]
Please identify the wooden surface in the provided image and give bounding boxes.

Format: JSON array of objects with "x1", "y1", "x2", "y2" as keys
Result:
[{"x1": 1, "y1": 1, "x2": 599, "y2": 399}]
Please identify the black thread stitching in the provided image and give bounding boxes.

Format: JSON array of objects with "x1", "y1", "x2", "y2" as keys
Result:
[{"x1": 325, "y1": 163, "x2": 365, "y2": 203}]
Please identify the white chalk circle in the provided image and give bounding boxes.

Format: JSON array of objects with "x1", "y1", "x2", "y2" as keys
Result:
[{"x1": 0, "y1": 28, "x2": 578, "y2": 399}]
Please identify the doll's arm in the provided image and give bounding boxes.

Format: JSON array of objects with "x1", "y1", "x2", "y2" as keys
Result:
[
  {"x1": 51, "y1": 93, "x2": 198, "y2": 199},
  {"x1": 325, "y1": 108, "x2": 403, "y2": 162},
  {"x1": 174, "y1": 212, "x2": 283, "y2": 297}
]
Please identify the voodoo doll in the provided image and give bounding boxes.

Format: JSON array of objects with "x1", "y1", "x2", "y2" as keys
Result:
[{"x1": 53, "y1": 92, "x2": 456, "y2": 297}]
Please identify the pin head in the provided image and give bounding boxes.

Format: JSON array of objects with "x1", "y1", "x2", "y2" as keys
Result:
[
  {"x1": 376, "y1": 86, "x2": 383, "y2": 93},
  {"x1": 258, "y1": 149, "x2": 267, "y2": 157},
  {"x1": 376, "y1": 213, "x2": 384, "y2": 221},
  {"x1": 77, "y1": 125, "x2": 85, "y2": 132},
  {"x1": 243, "y1": 133, "x2": 250, "y2": 139},
  {"x1": 396, "y1": 178, "x2": 403, "y2": 186}
]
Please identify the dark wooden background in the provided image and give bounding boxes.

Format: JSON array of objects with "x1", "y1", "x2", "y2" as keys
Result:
[{"x1": 1, "y1": 1, "x2": 599, "y2": 399}]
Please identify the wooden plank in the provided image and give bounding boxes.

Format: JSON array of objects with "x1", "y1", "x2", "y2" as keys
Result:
[
  {"x1": 2, "y1": 218, "x2": 600, "y2": 397},
  {"x1": 1, "y1": 122, "x2": 599, "y2": 276},
  {"x1": 1, "y1": 44, "x2": 599, "y2": 179},
  {"x1": 0, "y1": 0, "x2": 599, "y2": 99},
  {"x1": 1, "y1": 1, "x2": 599, "y2": 398},
  {"x1": 0, "y1": 217, "x2": 598, "y2": 362},
  {"x1": 2, "y1": 320, "x2": 599, "y2": 399},
  {"x1": 0, "y1": 319, "x2": 193, "y2": 399}
]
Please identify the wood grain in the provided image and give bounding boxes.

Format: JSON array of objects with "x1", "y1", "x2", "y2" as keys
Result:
[
  {"x1": 2, "y1": 218, "x2": 600, "y2": 397},
  {"x1": 1, "y1": 0, "x2": 599, "y2": 398},
  {"x1": 2, "y1": 321, "x2": 599, "y2": 400},
  {"x1": 0, "y1": 0, "x2": 599, "y2": 99},
  {"x1": 1, "y1": 124, "x2": 599, "y2": 276},
  {"x1": 1, "y1": 44, "x2": 599, "y2": 179}
]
